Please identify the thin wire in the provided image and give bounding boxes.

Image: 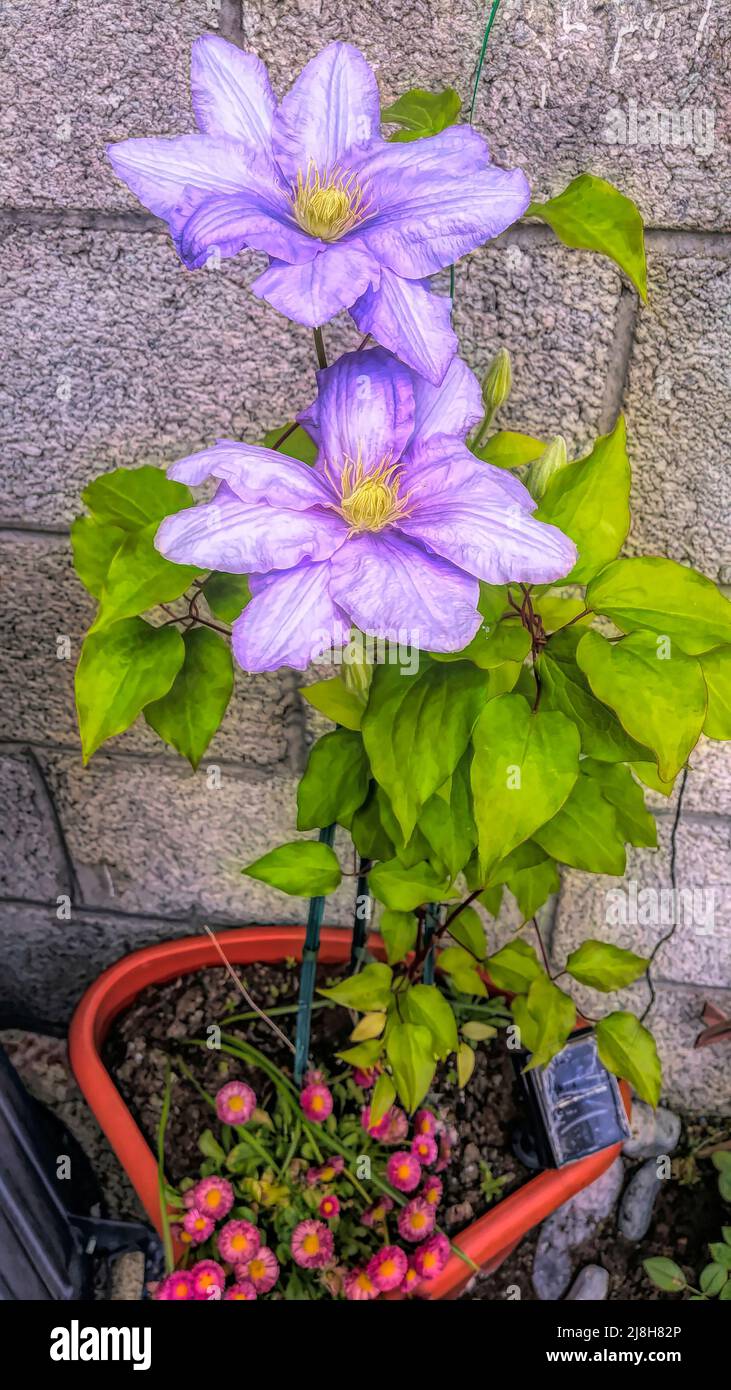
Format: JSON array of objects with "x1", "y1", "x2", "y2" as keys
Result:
[
  {"x1": 201, "y1": 923, "x2": 296, "y2": 1055},
  {"x1": 451, "y1": 0, "x2": 504, "y2": 307},
  {"x1": 640, "y1": 766, "x2": 689, "y2": 1023}
]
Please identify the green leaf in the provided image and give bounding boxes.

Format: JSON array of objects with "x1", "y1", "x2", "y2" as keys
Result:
[
  {"x1": 260, "y1": 424, "x2": 317, "y2": 465},
  {"x1": 595, "y1": 1011, "x2": 662, "y2": 1107},
  {"x1": 382, "y1": 87, "x2": 461, "y2": 142},
  {"x1": 576, "y1": 629, "x2": 707, "y2": 781},
  {"x1": 386, "y1": 1022, "x2": 436, "y2": 1112},
  {"x1": 536, "y1": 417, "x2": 631, "y2": 584},
  {"x1": 375, "y1": 789, "x2": 433, "y2": 869},
  {"x1": 243, "y1": 841, "x2": 342, "y2": 897},
  {"x1": 720, "y1": 1282, "x2": 731, "y2": 1300},
  {"x1": 336, "y1": 1038, "x2": 384, "y2": 1069},
  {"x1": 82, "y1": 465, "x2": 193, "y2": 531},
  {"x1": 512, "y1": 975, "x2": 575, "y2": 1069},
  {"x1": 504, "y1": 849, "x2": 560, "y2": 921},
  {"x1": 75, "y1": 618, "x2": 185, "y2": 762},
  {"x1": 473, "y1": 430, "x2": 545, "y2": 468},
  {"x1": 457, "y1": 1040, "x2": 476, "y2": 1087},
  {"x1": 486, "y1": 939, "x2": 543, "y2": 994},
  {"x1": 203, "y1": 572, "x2": 251, "y2": 623},
  {"x1": 533, "y1": 772, "x2": 626, "y2": 875},
  {"x1": 528, "y1": 173, "x2": 647, "y2": 300},
  {"x1": 581, "y1": 759, "x2": 657, "y2": 848},
  {"x1": 461, "y1": 1020, "x2": 497, "y2": 1042},
  {"x1": 144, "y1": 627, "x2": 233, "y2": 768},
  {"x1": 93, "y1": 522, "x2": 200, "y2": 629},
  {"x1": 708, "y1": 1243, "x2": 731, "y2": 1269},
  {"x1": 700, "y1": 1263, "x2": 728, "y2": 1297},
  {"x1": 567, "y1": 940, "x2": 649, "y2": 991},
  {"x1": 405, "y1": 983, "x2": 459, "y2": 1059},
  {"x1": 198, "y1": 1128, "x2": 226, "y2": 1163},
  {"x1": 431, "y1": 618, "x2": 531, "y2": 671},
  {"x1": 471, "y1": 693, "x2": 580, "y2": 876},
  {"x1": 437, "y1": 946, "x2": 487, "y2": 997},
  {"x1": 537, "y1": 595, "x2": 594, "y2": 634},
  {"x1": 587, "y1": 557, "x2": 731, "y2": 655},
  {"x1": 71, "y1": 516, "x2": 126, "y2": 598},
  {"x1": 712, "y1": 1152, "x2": 731, "y2": 1173},
  {"x1": 299, "y1": 676, "x2": 364, "y2": 731},
  {"x1": 699, "y1": 647, "x2": 731, "y2": 738},
  {"x1": 370, "y1": 1073, "x2": 396, "y2": 1127},
  {"x1": 296, "y1": 729, "x2": 370, "y2": 830},
  {"x1": 318, "y1": 962, "x2": 393, "y2": 1012},
  {"x1": 642, "y1": 1257, "x2": 686, "y2": 1293},
  {"x1": 350, "y1": 785, "x2": 396, "y2": 862},
  {"x1": 631, "y1": 760, "x2": 676, "y2": 798},
  {"x1": 362, "y1": 660, "x2": 489, "y2": 841},
  {"x1": 721, "y1": 1227, "x2": 731, "y2": 1245},
  {"x1": 379, "y1": 910, "x2": 418, "y2": 965},
  {"x1": 418, "y1": 755, "x2": 477, "y2": 879},
  {"x1": 368, "y1": 859, "x2": 455, "y2": 911},
  {"x1": 446, "y1": 905, "x2": 486, "y2": 961},
  {"x1": 538, "y1": 627, "x2": 650, "y2": 762}
]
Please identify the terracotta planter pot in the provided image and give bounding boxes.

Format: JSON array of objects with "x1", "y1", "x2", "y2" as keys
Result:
[{"x1": 68, "y1": 926, "x2": 629, "y2": 1301}]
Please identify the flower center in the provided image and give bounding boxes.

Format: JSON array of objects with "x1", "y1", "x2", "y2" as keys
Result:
[
  {"x1": 337, "y1": 454, "x2": 411, "y2": 535},
  {"x1": 303, "y1": 1234, "x2": 320, "y2": 1255},
  {"x1": 292, "y1": 162, "x2": 372, "y2": 241}
]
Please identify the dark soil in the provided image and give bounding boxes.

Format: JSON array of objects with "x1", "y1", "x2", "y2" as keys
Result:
[{"x1": 103, "y1": 960, "x2": 728, "y2": 1302}]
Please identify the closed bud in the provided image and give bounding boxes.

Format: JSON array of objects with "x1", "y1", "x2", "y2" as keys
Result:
[
  {"x1": 482, "y1": 347, "x2": 512, "y2": 415},
  {"x1": 525, "y1": 435, "x2": 569, "y2": 501},
  {"x1": 342, "y1": 635, "x2": 373, "y2": 699}
]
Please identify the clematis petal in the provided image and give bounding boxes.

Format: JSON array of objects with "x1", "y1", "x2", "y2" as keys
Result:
[
  {"x1": 408, "y1": 356, "x2": 483, "y2": 448},
  {"x1": 107, "y1": 134, "x2": 262, "y2": 226},
  {"x1": 232, "y1": 562, "x2": 351, "y2": 672},
  {"x1": 302, "y1": 346, "x2": 415, "y2": 483},
  {"x1": 272, "y1": 42, "x2": 380, "y2": 181},
  {"x1": 352, "y1": 126, "x2": 492, "y2": 183},
  {"x1": 400, "y1": 435, "x2": 531, "y2": 511},
  {"x1": 328, "y1": 531, "x2": 481, "y2": 653},
  {"x1": 350, "y1": 270, "x2": 456, "y2": 386},
  {"x1": 155, "y1": 482, "x2": 347, "y2": 573},
  {"x1": 398, "y1": 445, "x2": 577, "y2": 585},
  {"x1": 360, "y1": 164, "x2": 531, "y2": 279},
  {"x1": 251, "y1": 242, "x2": 380, "y2": 326},
  {"x1": 178, "y1": 179, "x2": 317, "y2": 268},
  {"x1": 191, "y1": 36, "x2": 276, "y2": 148},
  {"x1": 168, "y1": 441, "x2": 334, "y2": 509}
]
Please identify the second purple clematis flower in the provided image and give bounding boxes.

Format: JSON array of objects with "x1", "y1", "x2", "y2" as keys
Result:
[
  {"x1": 106, "y1": 36, "x2": 530, "y2": 384},
  {"x1": 155, "y1": 348, "x2": 576, "y2": 672}
]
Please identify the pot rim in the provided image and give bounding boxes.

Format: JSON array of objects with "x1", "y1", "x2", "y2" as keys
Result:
[{"x1": 68, "y1": 925, "x2": 629, "y2": 1301}]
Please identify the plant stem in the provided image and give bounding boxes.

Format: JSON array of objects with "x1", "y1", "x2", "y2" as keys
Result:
[
  {"x1": 313, "y1": 326, "x2": 328, "y2": 369},
  {"x1": 157, "y1": 1060, "x2": 175, "y2": 1274},
  {"x1": 202, "y1": 923, "x2": 296, "y2": 1055}
]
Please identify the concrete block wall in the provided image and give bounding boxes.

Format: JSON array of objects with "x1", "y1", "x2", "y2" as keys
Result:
[{"x1": 0, "y1": 1, "x2": 729, "y2": 1110}]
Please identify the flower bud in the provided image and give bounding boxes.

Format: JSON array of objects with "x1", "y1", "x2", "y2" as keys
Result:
[
  {"x1": 481, "y1": 347, "x2": 512, "y2": 415},
  {"x1": 525, "y1": 435, "x2": 569, "y2": 501},
  {"x1": 342, "y1": 633, "x2": 373, "y2": 699}
]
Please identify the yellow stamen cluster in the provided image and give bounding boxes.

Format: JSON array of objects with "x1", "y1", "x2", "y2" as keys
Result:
[
  {"x1": 292, "y1": 161, "x2": 372, "y2": 242},
  {"x1": 336, "y1": 452, "x2": 412, "y2": 535}
]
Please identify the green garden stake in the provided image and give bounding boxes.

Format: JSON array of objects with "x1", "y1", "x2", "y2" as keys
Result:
[{"x1": 294, "y1": 822, "x2": 336, "y2": 1085}]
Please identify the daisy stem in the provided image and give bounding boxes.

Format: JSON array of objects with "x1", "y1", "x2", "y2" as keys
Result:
[{"x1": 313, "y1": 325, "x2": 328, "y2": 369}]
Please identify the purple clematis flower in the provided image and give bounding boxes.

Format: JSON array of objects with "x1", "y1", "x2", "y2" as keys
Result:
[
  {"x1": 107, "y1": 36, "x2": 530, "y2": 384},
  {"x1": 155, "y1": 348, "x2": 576, "y2": 672}
]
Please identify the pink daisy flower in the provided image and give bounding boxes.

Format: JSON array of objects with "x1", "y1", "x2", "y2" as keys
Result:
[
  {"x1": 422, "y1": 1175, "x2": 443, "y2": 1207},
  {"x1": 191, "y1": 1259, "x2": 226, "y2": 1299},
  {"x1": 156, "y1": 1270, "x2": 196, "y2": 1301},
  {"x1": 183, "y1": 1208, "x2": 215, "y2": 1244},
  {"x1": 300, "y1": 1082, "x2": 334, "y2": 1123},
  {"x1": 217, "y1": 1219, "x2": 260, "y2": 1264},
  {"x1": 398, "y1": 1196, "x2": 436, "y2": 1243},
  {"x1": 403, "y1": 1260, "x2": 422, "y2": 1294},
  {"x1": 305, "y1": 1155, "x2": 345, "y2": 1186},
  {"x1": 361, "y1": 1196, "x2": 394, "y2": 1228},
  {"x1": 367, "y1": 1245, "x2": 408, "y2": 1293},
  {"x1": 236, "y1": 1245, "x2": 279, "y2": 1294},
  {"x1": 411, "y1": 1134, "x2": 438, "y2": 1166},
  {"x1": 192, "y1": 1175, "x2": 234, "y2": 1221},
  {"x1": 386, "y1": 1151, "x2": 422, "y2": 1193},
  {"x1": 414, "y1": 1108, "x2": 438, "y2": 1137},
  {"x1": 352, "y1": 1067, "x2": 377, "y2": 1089},
  {"x1": 319, "y1": 1194, "x2": 340, "y2": 1221},
  {"x1": 182, "y1": 1187, "x2": 198, "y2": 1208},
  {"x1": 413, "y1": 1232, "x2": 450, "y2": 1279},
  {"x1": 344, "y1": 1267, "x2": 379, "y2": 1301},
  {"x1": 291, "y1": 1219, "x2": 334, "y2": 1269},
  {"x1": 224, "y1": 1280, "x2": 257, "y2": 1300},
  {"x1": 361, "y1": 1104, "x2": 409, "y2": 1144},
  {"x1": 216, "y1": 1079, "x2": 256, "y2": 1125}
]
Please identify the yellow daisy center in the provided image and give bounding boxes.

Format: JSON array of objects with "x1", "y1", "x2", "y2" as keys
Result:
[
  {"x1": 231, "y1": 1234, "x2": 247, "y2": 1251},
  {"x1": 336, "y1": 453, "x2": 411, "y2": 535},
  {"x1": 205, "y1": 1189, "x2": 222, "y2": 1208},
  {"x1": 175, "y1": 1281, "x2": 189, "y2": 1297},
  {"x1": 292, "y1": 162, "x2": 372, "y2": 241},
  {"x1": 358, "y1": 1272, "x2": 374, "y2": 1291},
  {"x1": 249, "y1": 1259, "x2": 266, "y2": 1279},
  {"x1": 311, "y1": 1095, "x2": 324, "y2": 1112},
  {"x1": 411, "y1": 1211, "x2": 427, "y2": 1230},
  {"x1": 227, "y1": 1095, "x2": 244, "y2": 1112},
  {"x1": 380, "y1": 1259, "x2": 396, "y2": 1278},
  {"x1": 423, "y1": 1252, "x2": 436, "y2": 1269},
  {"x1": 303, "y1": 1233, "x2": 321, "y2": 1255}
]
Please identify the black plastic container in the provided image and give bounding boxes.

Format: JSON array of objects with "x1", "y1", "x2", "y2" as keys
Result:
[{"x1": 512, "y1": 1029, "x2": 630, "y2": 1170}]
